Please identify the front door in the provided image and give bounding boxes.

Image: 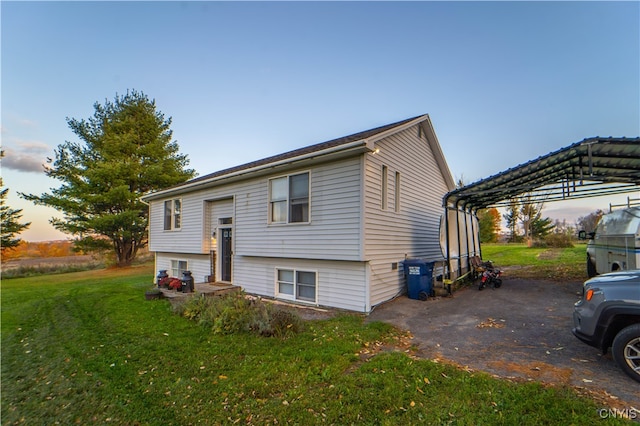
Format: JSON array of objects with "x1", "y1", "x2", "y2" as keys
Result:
[{"x1": 220, "y1": 228, "x2": 232, "y2": 282}]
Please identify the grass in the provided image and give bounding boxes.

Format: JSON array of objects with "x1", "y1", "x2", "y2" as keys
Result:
[
  {"x1": 481, "y1": 243, "x2": 588, "y2": 281},
  {"x1": 1, "y1": 261, "x2": 634, "y2": 425}
]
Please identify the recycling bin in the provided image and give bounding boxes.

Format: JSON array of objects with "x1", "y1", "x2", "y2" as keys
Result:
[{"x1": 402, "y1": 259, "x2": 434, "y2": 301}]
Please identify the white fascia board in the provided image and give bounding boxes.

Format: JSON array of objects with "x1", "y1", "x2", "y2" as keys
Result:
[
  {"x1": 366, "y1": 115, "x2": 429, "y2": 144},
  {"x1": 420, "y1": 115, "x2": 456, "y2": 191}
]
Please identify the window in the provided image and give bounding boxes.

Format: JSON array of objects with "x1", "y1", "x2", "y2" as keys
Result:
[
  {"x1": 276, "y1": 268, "x2": 317, "y2": 303},
  {"x1": 395, "y1": 171, "x2": 401, "y2": 212},
  {"x1": 269, "y1": 172, "x2": 309, "y2": 223},
  {"x1": 163, "y1": 199, "x2": 182, "y2": 230},
  {"x1": 171, "y1": 260, "x2": 188, "y2": 278},
  {"x1": 381, "y1": 165, "x2": 388, "y2": 210}
]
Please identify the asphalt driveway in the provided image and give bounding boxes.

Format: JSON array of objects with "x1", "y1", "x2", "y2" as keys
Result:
[{"x1": 367, "y1": 277, "x2": 640, "y2": 408}]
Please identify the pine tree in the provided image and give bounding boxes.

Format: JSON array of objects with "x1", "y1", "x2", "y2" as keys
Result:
[
  {"x1": 503, "y1": 199, "x2": 521, "y2": 242},
  {"x1": 21, "y1": 91, "x2": 196, "y2": 266},
  {"x1": 1, "y1": 151, "x2": 31, "y2": 252}
]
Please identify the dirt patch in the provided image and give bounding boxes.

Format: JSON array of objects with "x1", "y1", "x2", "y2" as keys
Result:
[
  {"x1": 537, "y1": 249, "x2": 561, "y2": 260},
  {"x1": 487, "y1": 360, "x2": 574, "y2": 384}
]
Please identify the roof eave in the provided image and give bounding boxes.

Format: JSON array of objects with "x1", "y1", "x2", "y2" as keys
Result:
[{"x1": 141, "y1": 139, "x2": 375, "y2": 201}]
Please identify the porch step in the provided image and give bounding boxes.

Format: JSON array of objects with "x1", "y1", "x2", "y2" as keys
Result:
[{"x1": 156, "y1": 282, "x2": 241, "y2": 300}]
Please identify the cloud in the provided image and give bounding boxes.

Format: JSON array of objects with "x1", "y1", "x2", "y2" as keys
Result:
[
  {"x1": 19, "y1": 118, "x2": 38, "y2": 128},
  {"x1": 1, "y1": 144, "x2": 50, "y2": 173},
  {"x1": 15, "y1": 140, "x2": 51, "y2": 153}
]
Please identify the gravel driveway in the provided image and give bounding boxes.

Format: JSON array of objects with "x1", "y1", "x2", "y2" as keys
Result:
[{"x1": 367, "y1": 277, "x2": 640, "y2": 409}]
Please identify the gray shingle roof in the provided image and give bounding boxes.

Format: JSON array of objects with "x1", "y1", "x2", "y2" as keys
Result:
[{"x1": 186, "y1": 114, "x2": 426, "y2": 185}]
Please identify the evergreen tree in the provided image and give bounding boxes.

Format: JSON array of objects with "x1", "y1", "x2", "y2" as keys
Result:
[
  {"x1": 21, "y1": 91, "x2": 196, "y2": 266},
  {"x1": 531, "y1": 216, "x2": 555, "y2": 238},
  {"x1": 477, "y1": 207, "x2": 501, "y2": 243},
  {"x1": 0, "y1": 151, "x2": 31, "y2": 252},
  {"x1": 520, "y1": 195, "x2": 555, "y2": 241},
  {"x1": 503, "y1": 199, "x2": 521, "y2": 242}
]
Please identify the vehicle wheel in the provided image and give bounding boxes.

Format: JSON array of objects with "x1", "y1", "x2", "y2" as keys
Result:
[
  {"x1": 611, "y1": 324, "x2": 640, "y2": 383},
  {"x1": 586, "y1": 255, "x2": 597, "y2": 278},
  {"x1": 478, "y1": 282, "x2": 484, "y2": 291},
  {"x1": 493, "y1": 278, "x2": 502, "y2": 288}
]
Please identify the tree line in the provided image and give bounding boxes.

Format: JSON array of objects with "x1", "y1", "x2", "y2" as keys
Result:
[{"x1": 477, "y1": 202, "x2": 604, "y2": 245}]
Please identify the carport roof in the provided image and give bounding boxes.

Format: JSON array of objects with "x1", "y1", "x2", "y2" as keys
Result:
[{"x1": 445, "y1": 137, "x2": 640, "y2": 210}]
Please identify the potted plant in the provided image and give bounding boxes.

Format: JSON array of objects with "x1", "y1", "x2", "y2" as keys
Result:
[
  {"x1": 168, "y1": 278, "x2": 182, "y2": 291},
  {"x1": 158, "y1": 275, "x2": 171, "y2": 289}
]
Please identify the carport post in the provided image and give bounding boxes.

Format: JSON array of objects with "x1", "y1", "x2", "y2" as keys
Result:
[
  {"x1": 443, "y1": 201, "x2": 452, "y2": 282},
  {"x1": 456, "y1": 200, "x2": 463, "y2": 279},
  {"x1": 462, "y1": 201, "x2": 472, "y2": 274},
  {"x1": 470, "y1": 207, "x2": 479, "y2": 259}
]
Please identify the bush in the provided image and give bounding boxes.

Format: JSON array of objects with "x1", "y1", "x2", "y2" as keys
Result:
[
  {"x1": 175, "y1": 293, "x2": 304, "y2": 338},
  {"x1": 544, "y1": 233, "x2": 575, "y2": 248}
]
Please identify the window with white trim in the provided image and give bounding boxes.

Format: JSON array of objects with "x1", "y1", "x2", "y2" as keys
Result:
[
  {"x1": 170, "y1": 259, "x2": 188, "y2": 278},
  {"x1": 269, "y1": 172, "x2": 309, "y2": 223},
  {"x1": 163, "y1": 199, "x2": 182, "y2": 230},
  {"x1": 276, "y1": 268, "x2": 317, "y2": 303},
  {"x1": 381, "y1": 165, "x2": 388, "y2": 210},
  {"x1": 395, "y1": 171, "x2": 401, "y2": 212}
]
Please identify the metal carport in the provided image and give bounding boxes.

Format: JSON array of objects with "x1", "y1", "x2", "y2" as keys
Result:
[{"x1": 442, "y1": 137, "x2": 640, "y2": 279}]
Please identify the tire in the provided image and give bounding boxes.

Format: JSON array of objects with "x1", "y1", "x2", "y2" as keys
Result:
[
  {"x1": 493, "y1": 278, "x2": 502, "y2": 288},
  {"x1": 586, "y1": 255, "x2": 597, "y2": 278},
  {"x1": 418, "y1": 291, "x2": 429, "y2": 301},
  {"x1": 611, "y1": 324, "x2": 640, "y2": 383}
]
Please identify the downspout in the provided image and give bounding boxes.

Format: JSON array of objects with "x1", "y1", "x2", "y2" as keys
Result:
[{"x1": 139, "y1": 198, "x2": 157, "y2": 285}]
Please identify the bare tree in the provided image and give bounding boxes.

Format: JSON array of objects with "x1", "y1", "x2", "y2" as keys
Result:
[{"x1": 577, "y1": 210, "x2": 604, "y2": 233}]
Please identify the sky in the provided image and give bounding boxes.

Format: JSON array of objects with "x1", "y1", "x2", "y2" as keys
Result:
[{"x1": 2, "y1": 1, "x2": 639, "y2": 242}]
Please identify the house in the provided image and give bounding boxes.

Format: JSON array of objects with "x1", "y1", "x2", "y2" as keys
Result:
[{"x1": 141, "y1": 114, "x2": 463, "y2": 312}]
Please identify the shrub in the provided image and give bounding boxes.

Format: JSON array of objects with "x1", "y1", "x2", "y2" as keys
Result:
[
  {"x1": 175, "y1": 293, "x2": 304, "y2": 338},
  {"x1": 269, "y1": 308, "x2": 304, "y2": 338},
  {"x1": 531, "y1": 239, "x2": 547, "y2": 248},
  {"x1": 544, "y1": 233, "x2": 574, "y2": 248}
]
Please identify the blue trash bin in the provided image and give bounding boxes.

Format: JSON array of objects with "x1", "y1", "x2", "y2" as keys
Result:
[{"x1": 403, "y1": 259, "x2": 434, "y2": 301}]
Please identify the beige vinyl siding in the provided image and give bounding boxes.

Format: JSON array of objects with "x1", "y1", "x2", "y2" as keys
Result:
[
  {"x1": 149, "y1": 184, "x2": 244, "y2": 254},
  {"x1": 233, "y1": 256, "x2": 368, "y2": 312},
  {"x1": 155, "y1": 252, "x2": 211, "y2": 284},
  {"x1": 148, "y1": 156, "x2": 363, "y2": 261},
  {"x1": 235, "y1": 157, "x2": 363, "y2": 260},
  {"x1": 206, "y1": 198, "x2": 234, "y2": 250},
  {"x1": 148, "y1": 196, "x2": 207, "y2": 254},
  {"x1": 364, "y1": 125, "x2": 450, "y2": 306}
]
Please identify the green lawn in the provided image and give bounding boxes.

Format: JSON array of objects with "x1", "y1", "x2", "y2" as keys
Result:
[
  {"x1": 481, "y1": 243, "x2": 589, "y2": 281},
  {"x1": 1, "y1": 262, "x2": 632, "y2": 425}
]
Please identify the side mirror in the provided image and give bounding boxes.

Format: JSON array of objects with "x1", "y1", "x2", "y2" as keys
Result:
[{"x1": 578, "y1": 230, "x2": 595, "y2": 240}]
